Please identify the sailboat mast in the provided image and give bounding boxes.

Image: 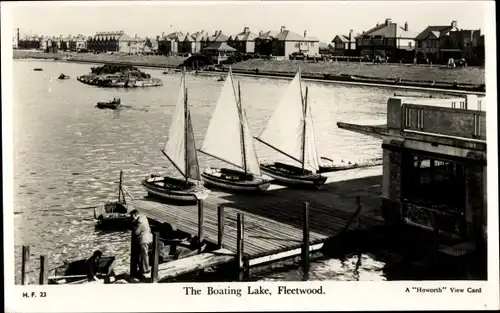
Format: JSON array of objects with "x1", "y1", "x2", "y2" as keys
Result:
[
  {"x1": 184, "y1": 72, "x2": 189, "y2": 183},
  {"x1": 238, "y1": 82, "x2": 248, "y2": 174},
  {"x1": 301, "y1": 86, "x2": 308, "y2": 172}
]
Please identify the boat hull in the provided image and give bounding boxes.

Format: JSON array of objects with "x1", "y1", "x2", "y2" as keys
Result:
[
  {"x1": 318, "y1": 157, "x2": 384, "y2": 173},
  {"x1": 96, "y1": 102, "x2": 121, "y2": 110},
  {"x1": 142, "y1": 176, "x2": 208, "y2": 202},
  {"x1": 260, "y1": 162, "x2": 327, "y2": 189},
  {"x1": 201, "y1": 168, "x2": 271, "y2": 192},
  {"x1": 94, "y1": 201, "x2": 131, "y2": 230}
]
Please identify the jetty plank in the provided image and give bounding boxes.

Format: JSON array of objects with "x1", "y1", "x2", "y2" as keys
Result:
[{"x1": 157, "y1": 248, "x2": 235, "y2": 281}]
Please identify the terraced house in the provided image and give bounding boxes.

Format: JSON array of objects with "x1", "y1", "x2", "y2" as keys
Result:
[
  {"x1": 228, "y1": 27, "x2": 258, "y2": 54},
  {"x1": 355, "y1": 18, "x2": 418, "y2": 60},
  {"x1": 414, "y1": 21, "x2": 484, "y2": 65},
  {"x1": 255, "y1": 26, "x2": 319, "y2": 57},
  {"x1": 87, "y1": 31, "x2": 145, "y2": 54}
]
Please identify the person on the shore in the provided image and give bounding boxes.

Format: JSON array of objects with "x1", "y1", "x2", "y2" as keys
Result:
[
  {"x1": 86, "y1": 250, "x2": 103, "y2": 282},
  {"x1": 130, "y1": 209, "x2": 153, "y2": 278}
]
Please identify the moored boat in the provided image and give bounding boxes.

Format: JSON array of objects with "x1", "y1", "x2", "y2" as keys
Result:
[
  {"x1": 94, "y1": 201, "x2": 131, "y2": 230},
  {"x1": 48, "y1": 256, "x2": 116, "y2": 285},
  {"x1": 198, "y1": 68, "x2": 271, "y2": 192},
  {"x1": 33, "y1": 68, "x2": 43, "y2": 71},
  {"x1": 142, "y1": 71, "x2": 209, "y2": 202},
  {"x1": 255, "y1": 68, "x2": 326, "y2": 189},
  {"x1": 318, "y1": 157, "x2": 384, "y2": 173}
]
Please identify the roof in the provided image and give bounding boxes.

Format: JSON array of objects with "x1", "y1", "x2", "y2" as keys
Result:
[
  {"x1": 257, "y1": 30, "x2": 280, "y2": 40},
  {"x1": 332, "y1": 34, "x2": 353, "y2": 43},
  {"x1": 209, "y1": 31, "x2": 230, "y2": 42},
  {"x1": 202, "y1": 41, "x2": 237, "y2": 52},
  {"x1": 414, "y1": 25, "x2": 457, "y2": 40},
  {"x1": 234, "y1": 30, "x2": 258, "y2": 41},
  {"x1": 275, "y1": 29, "x2": 319, "y2": 42},
  {"x1": 356, "y1": 21, "x2": 417, "y2": 39}
]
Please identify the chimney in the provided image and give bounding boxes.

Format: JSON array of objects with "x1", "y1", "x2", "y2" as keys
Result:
[
  {"x1": 218, "y1": 30, "x2": 222, "y2": 35},
  {"x1": 135, "y1": 34, "x2": 137, "y2": 38},
  {"x1": 214, "y1": 30, "x2": 218, "y2": 36},
  {"x1": 385, "y1": 18, "x2": 392, "y2": 25},
  {"x1": 259, "y1": 30, "x2": 263, "y2": 36},
  {"x1": 280, "y1": 26, "x2": 286, "y2": 32},
  {"x1": 244, "y1": 27, "x2": 249, "y2": 33},
  {"x1": 349, "y1": 29, "x2": 353, "y2": 40},
  {"x1": 451, "y1": 20, "x2": 458, "y2": 28},
  {"x1": 304, "y1": 30, "x2": 307, "y2": 38},
  {"x1": 162, "y1": 32, "x2": 165, "y2": 37},
  {"x1": 404, "y1": 22, "x2": 408, "y2": 31}
]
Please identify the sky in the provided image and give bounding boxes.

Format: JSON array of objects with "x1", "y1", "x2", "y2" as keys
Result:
[{"x1": 5, "y1": 1, "x2": 493, "y2": 42}]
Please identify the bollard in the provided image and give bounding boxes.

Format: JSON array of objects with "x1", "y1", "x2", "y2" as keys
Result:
[
  {"x1": 21, "y1": 246, "x2": 30, "y2": 285},
  {"x1": 217, "y1": 205, "x2": 225, "y2": 249},
  {"x1": 236, "y1": 213, "x2": 244, "y2": 281},
  {"x1": 151, "y1": 232, "x2": 160, "y2": 283},
  {"x1": 118, "y1": 170, "x2": 123, "y2": 202},
  {"x1": 302, "y1": 202, "x2": 310, "y2": 273},
  {"x1": 197, "y1": 199, "x2": 204, "y2": 252},
  {"x1": 39, "y1": 255, "x2": 48, "y2": 285}
]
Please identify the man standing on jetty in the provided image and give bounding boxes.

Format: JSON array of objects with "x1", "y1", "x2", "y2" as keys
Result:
[{"x1": 130, "y1": 209, "x2": 153, "y2": 279}]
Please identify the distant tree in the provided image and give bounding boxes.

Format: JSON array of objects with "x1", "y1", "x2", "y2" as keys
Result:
[{"x1": 144, "y1": 37, "x2": 153, "y2": 48}]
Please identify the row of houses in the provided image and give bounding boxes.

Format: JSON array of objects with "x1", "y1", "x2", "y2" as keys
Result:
[
  {"x1": 14, "y1": 19, "x2": 485, "y2": 64},
  {"x1": 330, "y1": 19, "x2": 485, "y2": 64}
]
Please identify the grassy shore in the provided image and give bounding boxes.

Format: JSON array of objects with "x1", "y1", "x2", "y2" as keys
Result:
[
  {"x1": 231, "y1": 59, "x2": 485, "y2": 85},
  {"x1": 14, "y1": 50, "x2": 485, "y2": 86}
]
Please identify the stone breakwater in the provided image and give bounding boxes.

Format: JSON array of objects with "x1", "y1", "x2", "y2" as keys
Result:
[{"x1": 77, "y1": 74, "x2": 163, "y2": 88}]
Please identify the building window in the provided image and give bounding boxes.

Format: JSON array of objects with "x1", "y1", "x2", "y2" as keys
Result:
[
  {"x1": 387, "y1": 39, "x2": 394, "y2": 45},
  {"x1": 417, "y1": 41, "x2": 422, "y2": 48}
]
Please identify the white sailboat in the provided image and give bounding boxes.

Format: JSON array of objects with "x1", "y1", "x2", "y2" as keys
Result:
[
  {"x1": 142, "y1": 71, "x2": 209, "y2": 201},
  {"x1": 254, "y1": 68, "x2": 327, "y2": 189},
  {"x1": 198, "y1": 68, "x2": 271, "y2": 192}
]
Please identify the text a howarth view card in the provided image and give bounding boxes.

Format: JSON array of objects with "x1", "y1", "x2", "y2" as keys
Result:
[{"x1": 2, "y1": 0, "x2": 498, "y2": 311}]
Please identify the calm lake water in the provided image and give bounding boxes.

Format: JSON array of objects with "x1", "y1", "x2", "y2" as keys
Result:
[{"x1": 11, "y1": 59, "x2": 449, "y2": 284}]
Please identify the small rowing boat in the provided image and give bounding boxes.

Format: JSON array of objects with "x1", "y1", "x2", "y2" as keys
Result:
[
  {"x1": 49, "y1": 256, "x2": 116, "y2": 285},
  {"x1": 96, "y1": 98, "x2": 122, "y2": 110}
]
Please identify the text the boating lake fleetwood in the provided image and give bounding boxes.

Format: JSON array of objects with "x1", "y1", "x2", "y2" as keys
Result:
[{"x1": 183, "y1": 285, "x2": 326, "y2": 297}]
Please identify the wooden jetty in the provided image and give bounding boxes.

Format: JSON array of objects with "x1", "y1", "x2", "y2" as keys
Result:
[
  {"x1": 21, "y1": 166, "x2": 384, "y2": 284},
  {"x1": 131, "y1": 165, "x2": 384, "y2": 281}
]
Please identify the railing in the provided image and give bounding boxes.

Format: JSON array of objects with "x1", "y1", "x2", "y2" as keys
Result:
[{"x1": 401, "y1": 103, "x2": 486, "y2": 140}]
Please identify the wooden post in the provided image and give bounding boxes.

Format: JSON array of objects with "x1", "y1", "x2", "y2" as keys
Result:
[
  {"x1": 39, "y1": 255, "x2": 48, "y2": 285},
  {"x1": 118, "y1": 170, "x2": 123, "y2": 203},
  {"x1": 197, "y1": 199, "x2": 204, "y2": 251},
  {"x1": 236, "y1": 213, "x2": 244, "y2": 281},
  {"x1": 302, "y1": 202, "x2": 310, "y2": 273},
  {"x1": 129, "y1": 233, "x2": 137, "y2": 277},
  {"x1": 356, "y1": 196, "x2": 361, "y2": 229},
  {"x1": 151, "y1": 232, "x2": 160, "y2": 283},
  {"x1": 217, "y1": 205, "x2": 225, "y2": 249},
  {"x1": 21, "y1": 246, "x2": 30, "y2": 285}
]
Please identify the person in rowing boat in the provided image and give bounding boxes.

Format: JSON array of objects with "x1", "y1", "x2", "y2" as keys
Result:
[
  {"x1": 130, "y1": 209, "x2": 153, "y2": 278},
  {"x1": 86, "y1": 250, "x2": 103, "y2": 282}
]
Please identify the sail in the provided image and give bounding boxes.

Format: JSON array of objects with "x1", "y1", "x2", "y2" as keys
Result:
[
  {"x1": 200, "y1": 70, "x2": 245, "y2": 170},
  {"x1": 257, "y1": 71, "x2": 305, "y2": 164},
  {"x1": 240, "y1": 103, "x2": 262, "y2": 176},
  {"x1": 185, "y1": 110, "x2": 202, "y2": 180},
  {"x1": 303, "y1": 97, "x2": 320, "y2": 172},
  {"x1": 164, "y1": 75, "x2": 188, "y2": 176}
]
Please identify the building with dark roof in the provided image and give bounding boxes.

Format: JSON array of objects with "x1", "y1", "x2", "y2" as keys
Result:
[
  {"x1": 255, "y1": 26, "x2": 319, "y2": 57},
  {"x1": 355, "y1": 18, "x2": 418, "y2": 60},
  {"x1": 331, "y1": 30, "x2": 356, "y2": 56},
  {"x1": 228, "y1": 27, "x2": 258, "y2": 53},
  {"x1": 414, "y1": 21, "x2": 484, "y2": 65}
]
